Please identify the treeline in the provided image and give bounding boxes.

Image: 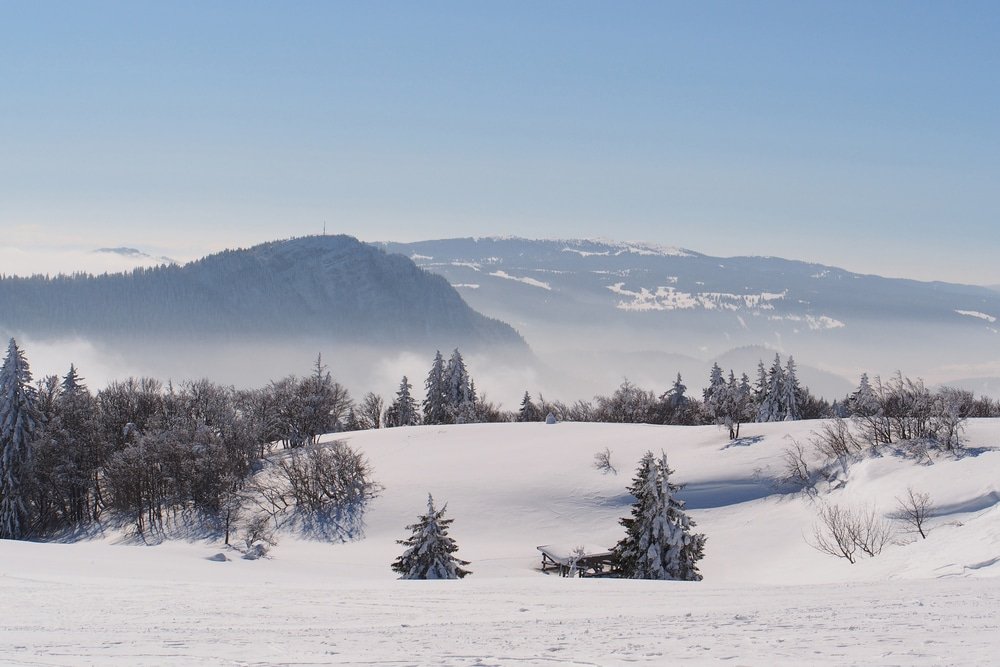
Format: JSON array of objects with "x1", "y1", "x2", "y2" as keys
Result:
[
  {"x1": 514, "y1": 355, "x2": 1000, "y2": 441},
  {"x1": 2, "y1": 338, "x2": 998, "y2": 542},
  {"x1": 0, "y1": 341, "x2": 372, "y2": 541}
]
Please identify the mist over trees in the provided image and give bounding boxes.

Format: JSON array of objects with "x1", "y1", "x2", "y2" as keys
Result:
[{"x1": 2, "y1": 337, "x2": 997, "y2": 543}]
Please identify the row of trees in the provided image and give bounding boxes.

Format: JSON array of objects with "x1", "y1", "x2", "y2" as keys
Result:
[
  {"x1": 4, "y1": 336, "x2": 997, "y2": 542},
  {"x1": 0, "y1": 340, "x2": 376, "y2": 540}
]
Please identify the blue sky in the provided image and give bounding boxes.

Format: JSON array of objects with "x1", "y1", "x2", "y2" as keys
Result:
[{"x1": 2, "y1": 1, "x2": 998, "y2": 284}]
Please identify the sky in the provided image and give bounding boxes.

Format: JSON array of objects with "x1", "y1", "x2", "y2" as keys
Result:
[{"x1": 2, "y1": 1, "x2": 999, "y2": 284}]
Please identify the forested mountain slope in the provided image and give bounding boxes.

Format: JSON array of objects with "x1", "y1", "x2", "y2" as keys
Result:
[{"x1": 0, "y1": 235, "x2": 525, "y2": 352}]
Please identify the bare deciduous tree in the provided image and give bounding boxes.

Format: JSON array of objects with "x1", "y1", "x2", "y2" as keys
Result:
[
  {"x1": 847, "y1": 505, "x2": 893, "y2": 557},
  {"x1": 811, "y1": 503, "x2": 859, "y2": 563},
  {"x1": 810, "y1": 503, "x2": 893, "y2": 563},
  {"x1": 778, "y1": 440, "x2": 815, "y2": 494},
  {"x1": 274, "y1": 440, "x2": 378, "y2": 513},
  {"x1": 592, "y1": 447, "x2": 617, "y2": 475},
  {"x1": 894, "y1": 487, "x2": 933, "y2": 539}
]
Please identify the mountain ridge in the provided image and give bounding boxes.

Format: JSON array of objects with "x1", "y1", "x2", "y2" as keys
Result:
[
  {"x1": 380, "y1": 237, "x2": 999, "y2": 391},
  {"x1": 0, "y1": 235, "x2": 526, "y2": 352}
]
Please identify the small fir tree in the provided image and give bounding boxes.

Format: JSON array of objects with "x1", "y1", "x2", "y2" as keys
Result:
[
  {"x1": 392, "y1": 494, "x2": 471, "y2": 579},
  {"x1": 613, "y1": 451, "x2": 705, "y2": 580}
]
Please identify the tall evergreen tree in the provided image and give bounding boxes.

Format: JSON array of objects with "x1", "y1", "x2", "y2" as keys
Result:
[
  {"x1": 443, "y1": 349, "x2": 472, "y2": 406},
  {"x1": 613, "y1": 451, "x2": 705, "y2": 580},
  {"x1": 0, "y1": 339, "x2": 40, "y2": 539},
  {"x1": 757, "y1": 354, "x2": 786, "y2": 422},
  {"x1": 783, "y1": 356, "x2": 802, "y2": 421},
  {"x1": 385, "y1": 376, "x2": 420, "y2": 427},
  {"x1": 392, "y1": 494, "x2": 471, "y2": 579},
  {"x1": 658, "y1": 373, "x2": 695, "y2": 425},
  {"x1": 53, "y1": 365, "x2": 100, "y2": 525},
  {"x1": 296, "y1": 355, "x2": 351, "y2": 443},
  {"x1": 422, "y1": 351, "x2": 449, "y2": 425},
  {"x1": 703, "y1": 363, "x2": 726, "y2": 407},
  {"x1": 443, "y1": 349, "x2": 475, "y2": 423},
  {"x1": 850, "y1": 373, "x2": 879, "y2": 417},
  {"x1": 517, "y1": 391, "x2": 541, "y2": 422},
  {"x1": 612, "y1": 451, "x2": 657, "y2": 577},
  {"x1": 753, "y1": 361, "x2": 768, "y2": 417},
  {"x1": 719, "y1": 370, "x2": 753, "y2": 440},
  {"x1": 665, "y1": 373, "x2": 687, "y2": 409},
  {"x1": 61, "y1": 364, "x2": 84, "y2": 393}
]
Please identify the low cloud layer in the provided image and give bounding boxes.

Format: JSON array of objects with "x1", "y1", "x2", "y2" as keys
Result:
[{"x1": 0, "y1": 246, "x2": 174, "y2": 277}]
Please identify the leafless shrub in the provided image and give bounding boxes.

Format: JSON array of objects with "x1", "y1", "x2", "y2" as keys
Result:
[
  {"x1": 593, "y1": 447, "x2": 617, "y2": 475},
  {"x1": 812, "y1": 418, "x2": 864, "y2": 461},
  {"x1": 777, "y1": 439, "x2": 815, "y2": 493},
  {"x1": 847, "y1": 505, "x2": 893, "y2": 557},
  {"x1": 893, "y1": 487, "x2": 933, "y2": 539},
  {"x1": 811, "y1": 504, "x2": 858, "y2": 563},
  {"x1": 929, "y1": 388, "x2": 967, "y2": 451},
  {"x1": 810, "y1": 502, "x2": 893, "y2": 563},
  {"x1": 242, "y1": 513, "x2": 277, "y2": 550},
  {"x1": 275, "y1": 440, "x2": 378, "y2": 513}
]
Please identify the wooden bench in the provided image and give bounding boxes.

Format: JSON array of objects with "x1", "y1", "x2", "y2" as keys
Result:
[{"x1": 537, "y1": 544, "x2": 617, "y2": 577}]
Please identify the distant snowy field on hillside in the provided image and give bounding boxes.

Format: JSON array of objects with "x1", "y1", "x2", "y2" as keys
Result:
[{"x1": 3, "y1": 421, "x2": 1000, "y2": 664}]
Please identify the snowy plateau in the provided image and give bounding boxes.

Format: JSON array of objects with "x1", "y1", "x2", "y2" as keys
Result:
[{"x1": 3, "y1": 420, "x2": 1000, "y2": 665}]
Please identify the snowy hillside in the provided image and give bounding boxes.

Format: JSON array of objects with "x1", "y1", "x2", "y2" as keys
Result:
[
  {"x1": 382, "y1": 237, "x2": 1000, "y2": 397},
  {"x1": 3, "y1": 419, "x2": 1000, "y2": 664}
]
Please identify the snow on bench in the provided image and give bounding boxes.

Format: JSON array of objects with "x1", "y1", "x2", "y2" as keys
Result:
[{"x1": 537, "y1": 544, "x2": 617, "y2": 577}]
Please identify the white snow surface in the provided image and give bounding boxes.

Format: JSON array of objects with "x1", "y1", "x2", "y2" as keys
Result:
[
  {"x1": 956, "y1": 309, "x2": 997, "y2": 323},
  {"x1": 608, "y1": 283, "x2": 786, "y2": 312},
  {"x1": 490, "y1": 270, "x2": 553, "y2": 290},
  {"x1": 3, "y1": 420, "x2": 1000, "y2": 664}
]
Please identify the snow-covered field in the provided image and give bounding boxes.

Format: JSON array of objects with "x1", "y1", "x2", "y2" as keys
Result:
[{"x1": 3, "y1": 420, "x2": 1000, "y2": 665}]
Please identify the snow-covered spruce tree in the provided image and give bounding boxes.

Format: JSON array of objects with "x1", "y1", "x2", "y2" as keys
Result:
[
  {"x1": 422, "y1": 351, "x2": 450, "y2": 425},
  {"x1": 850, "y1": 373, "x2": 879, "y2": 417},
  {"x1": 517, "y1": 391, "x2": 541, "y2": 422},
  {"x1": 297, "y1": 355, "x2": 351, "y2": 443},
  {"x1": 757, "y1": 354, "x2": 786, "y2": 422},
  {"x1": 613, "y1": 451, "x2": 705, "y2": 580},
  {"x1": 391, "y1": 494, "x2": 471, "y2": 579},
  {"x1": 703, "y1": 363, "x2": 726, "y2": 411},
  {"x1": 783, "y1": 356, "x2": 802, "y2": 421},
  {"x1": 443, "y1": 349, "x2": 477, "y2": 423},
  {"x1": 0, "y1": 339, "x2": 40, "y2": 539},
  {"x1": 385, "y1": 376, "x2": 420, "y2": 427}
]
